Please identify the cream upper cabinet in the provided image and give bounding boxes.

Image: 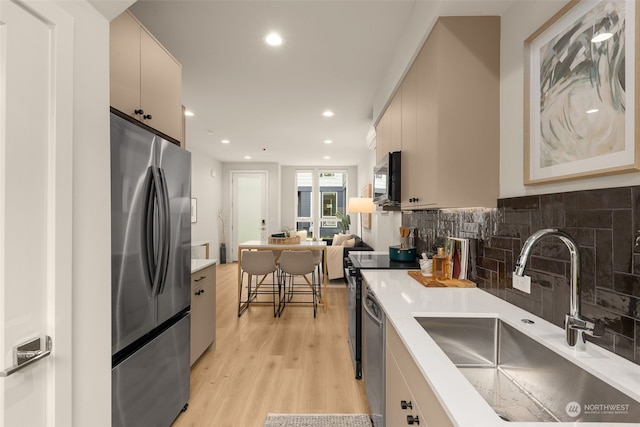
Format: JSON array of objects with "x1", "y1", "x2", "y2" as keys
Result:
[
  {"x1": 110, "y1": 11, "x2": 183, "y2": 143},
  {"x1": 388, "y1": 90, "x2": 402, "y2": 154},
  {"x1": 376, "y1": 90, "x2": 402, "y2": 164},
  {"x1": 400, "y1": 60, "x2": 418, "y2": 206},
  {"x1": 375, "y1": 100, "x2": 390, "y2": 163},
  {"x1": 395, "y1": 16, "x2": 500, "y2": 209}
]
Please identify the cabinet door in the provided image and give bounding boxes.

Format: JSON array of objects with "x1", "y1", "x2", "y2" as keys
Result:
[
  {"x1": 110, "y1": 12, "x2": 141, "y2": 119},
  {"x1": 140, "y1": 28, "x2": 183, "y2": 141},
  {"x1": 190, "y1": 265, "x2": 216, "y2": 366},
  {"x1": 413, "y1": 25, "x2": 439, "y2": 208},
  {"x1": 388, "y1": 90, "x2": 402, "y2": 153},
  {"x1": 375, "y1": 110, "x2": 389, "y2": 163},
  {"x1": 386, "y1": 345, "x2": 424, "y2": 426},
  {"x1": 436, "y1": 17, "x2": 500, "y2": 208},
  {"x1": 400, "y1": 62, "x2": 417, "y2": 207}
]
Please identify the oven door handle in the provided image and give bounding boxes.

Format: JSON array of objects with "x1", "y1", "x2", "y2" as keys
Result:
[{"x1": 364, "y1": 293, "x2": 384, "y2": 327}]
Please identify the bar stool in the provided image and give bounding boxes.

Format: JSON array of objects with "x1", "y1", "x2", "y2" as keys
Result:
[
  {"x1": 239, "y1": 250, "x2": 279, "y2": 317},
  {"x1": 312, "y1": 250, "x2": 323, "y2": 298},
  {"x1": 278, "y1": 250, "x2": 319, "y2": 317}
]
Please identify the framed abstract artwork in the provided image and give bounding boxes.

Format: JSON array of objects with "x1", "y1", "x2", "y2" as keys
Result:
[
  {"x1": 361, "y1": 184, "x2": 372, "y2": 229},
  {"x1": 524, "y1": 0, "x2": 640, "y2": 184}
]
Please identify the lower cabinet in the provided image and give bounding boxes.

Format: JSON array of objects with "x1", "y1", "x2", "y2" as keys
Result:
[
  {"x1": 386, "y1": 320, "x2": 454, "y2": 427},
  {"x1": 190, "y1": 263, "x2": 216, "y2": 365}
]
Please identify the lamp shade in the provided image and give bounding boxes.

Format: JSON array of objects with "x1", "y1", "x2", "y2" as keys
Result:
[{"x1": 347, "y1": 197, "x2": 375, "y2": 214}]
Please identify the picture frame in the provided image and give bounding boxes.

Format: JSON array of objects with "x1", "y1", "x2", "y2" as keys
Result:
[
  {"x1": 524, "y1": 0, "x2": 640, "y2": 185},
  {"x1": 361, "y1": 184, "x2": 372, "y2": 229},
  {"x1": 191, "y1": 198, "x2": 197, "y2": 223}
]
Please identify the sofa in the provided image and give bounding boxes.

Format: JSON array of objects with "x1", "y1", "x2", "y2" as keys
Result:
[{"x1": 324, "y1": 234, "x2": 373, "y2": 280}]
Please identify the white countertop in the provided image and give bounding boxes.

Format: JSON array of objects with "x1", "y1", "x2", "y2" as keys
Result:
[
  {"x1": 362, "y1": 269, "x2": 640, "y2": 427},
  {"x1": 191, "y1": 258, "x2": 217, "y2": 274}
]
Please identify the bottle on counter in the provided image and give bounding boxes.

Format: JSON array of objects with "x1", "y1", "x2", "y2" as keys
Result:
[{"x1": 432, "y1": 247, "x2": 449, "y2": 280}]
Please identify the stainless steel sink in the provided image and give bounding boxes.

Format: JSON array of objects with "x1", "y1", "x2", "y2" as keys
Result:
[{"x1": 415, "y1": 316, "x2": 640, "y2": 423}]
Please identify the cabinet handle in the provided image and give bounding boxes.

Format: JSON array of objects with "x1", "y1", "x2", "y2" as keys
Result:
[
  {"x1": 409, "y1": 197, "x2": 419, "y2": 203},
  {"x1": 407, "y1": 415, "x2": 420, "y2": 425},
  {"x1": 194, "y1": 275, "x2": 206, "y2": 282},
  {"x1": 134, "y1": 109, "x2": 144, "y2": 115},
  {"x1": 143, "y1": 114, "x2": 153, "y2": 120},
  {"x1": 401, "y1": 400, "x2": 413, "y2": 410},
  {"x1": 195, "y1": 289, "x2": 205, "y2": 296}
]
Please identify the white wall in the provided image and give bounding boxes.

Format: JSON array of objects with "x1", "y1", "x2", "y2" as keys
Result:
[
  {"x1": 57, "y1": 1, "x2": 115, "y2": 425},
  {"x1": 500, "y1": 0, "x2": 640, "y2": 198},
  {"x1": 190, "y1": 150, "x2": 222, "y2": 258}
]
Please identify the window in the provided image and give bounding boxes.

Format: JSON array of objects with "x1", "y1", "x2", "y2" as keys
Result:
[
  {"x1": 321, "y1": 192, "x2": 337, "y2": 217},
  {"x1": 295, "y1": 170, "x2": 348, "y2": 239}
]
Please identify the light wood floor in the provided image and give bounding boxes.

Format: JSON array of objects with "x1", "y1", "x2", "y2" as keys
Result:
[{"x1": 172, "y1": 262, "x2": 370, "y2": 427}]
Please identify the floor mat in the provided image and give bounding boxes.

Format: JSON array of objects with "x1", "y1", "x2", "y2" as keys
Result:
[{"x1": 263, "y1": 414, "x2": 372, "y2": 427}]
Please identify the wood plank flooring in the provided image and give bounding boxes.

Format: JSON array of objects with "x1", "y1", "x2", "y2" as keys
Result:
[{"x1": 172, "y1": 262, "x2": 369, "y2": 427}]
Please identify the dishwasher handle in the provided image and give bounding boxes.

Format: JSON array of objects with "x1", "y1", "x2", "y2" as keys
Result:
[{"x1": 364, "y1": 290, "x2": 384, "y2": 327}]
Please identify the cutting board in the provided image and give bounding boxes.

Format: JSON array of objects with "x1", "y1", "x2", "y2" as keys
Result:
[{"x1": 408, "y1": 270, "x2": 476, "y2": 288}]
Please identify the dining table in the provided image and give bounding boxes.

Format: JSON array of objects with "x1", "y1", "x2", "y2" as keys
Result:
[{"x1": 237, "y1": 239, "x2": 328, "y2": 316}]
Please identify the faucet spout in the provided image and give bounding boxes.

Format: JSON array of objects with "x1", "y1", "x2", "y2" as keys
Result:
[{"x1": 513, "y1": 228, "x2": 602, "y2": 348}]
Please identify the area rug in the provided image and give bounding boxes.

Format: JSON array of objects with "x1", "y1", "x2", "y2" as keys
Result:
[{"x1": 263, "y1": 413, "x2": 371, "y2": 427}]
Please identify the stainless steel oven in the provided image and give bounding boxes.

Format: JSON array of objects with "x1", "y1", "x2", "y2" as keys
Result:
[{"x1": 346, "y1": 252, "x2": 419, "y2": 380}]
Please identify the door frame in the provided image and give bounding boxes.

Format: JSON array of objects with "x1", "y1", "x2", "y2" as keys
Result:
[
  {"x1": 229, "y1": 170, "x2": 268, "y2": 262},
  {"x1": 0, "y1": 0, "x2": 74, "y2": 425}
]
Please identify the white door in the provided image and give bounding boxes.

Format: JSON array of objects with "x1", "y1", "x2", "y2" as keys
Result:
[
  {"x1": 0, "y1": 0, "x2": 73, "y2": 426},
  {"x1": 231, "y1": 171, "x2": 267, "y2": 261}
]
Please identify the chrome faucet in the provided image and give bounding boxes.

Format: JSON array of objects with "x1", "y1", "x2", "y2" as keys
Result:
[{"x1": 514, "y1": 228, "x2": 604, "y2": 348}]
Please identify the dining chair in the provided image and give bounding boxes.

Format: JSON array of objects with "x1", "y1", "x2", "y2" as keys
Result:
[
  {"x1": 239, "y1": 250, "x2": 279, "y2": 317},
  {"x1": 278, "y1": 250, "x2": 319, "y2": 317}
]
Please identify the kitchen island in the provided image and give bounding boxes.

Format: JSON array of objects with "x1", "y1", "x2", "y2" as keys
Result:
[{"x1": 362, "y1": 269, "x2": 640, "y2": 427}]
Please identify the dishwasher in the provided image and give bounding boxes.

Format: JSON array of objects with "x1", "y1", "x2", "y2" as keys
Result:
[{"x1": 364, "y1": 284, "x2": 385, "y2": 427}]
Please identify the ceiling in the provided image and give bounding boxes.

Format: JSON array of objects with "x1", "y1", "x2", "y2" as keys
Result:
[{"x1": 128, "y1": 1, "x2": 514, "y2": 166}]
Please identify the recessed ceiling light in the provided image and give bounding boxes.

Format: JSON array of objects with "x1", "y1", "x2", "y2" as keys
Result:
[
  {"x1": 322, "y1": 110, "x2": 334, "y2": 117},
  {"x1": 323, "y1": 156, "x2": 331, "y2": 160},
  {"x1": 221, "y1": 139, "x2": 230, "y2": 144},
  {"x1": 244, "y1": 155, "x2": 252, "y2": 160},
  {"x1": 591, "y1": 32, "x2": 613, "y2": 43},
  {"x1": 324, "y1": 139, "x2": 333, "y2": 144},
  {"x1": 586, "y1": 108, "x2": 600, "y2": 114},
  {"x1": 264, "y1": 32, "x2": 283, "y2": 46},
  {"x1": 184, "y1": 110, "x2": 194, "y2": 117}
]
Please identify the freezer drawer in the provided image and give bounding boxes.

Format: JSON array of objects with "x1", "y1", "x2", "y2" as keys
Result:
[{"x1": 112, "y1": 314, "x2": 190, "y2": 427}]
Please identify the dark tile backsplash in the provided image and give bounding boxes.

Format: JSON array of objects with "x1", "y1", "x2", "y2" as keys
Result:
[{"x1": 403, "y1": 185, "x2": 640, "y2": 365}]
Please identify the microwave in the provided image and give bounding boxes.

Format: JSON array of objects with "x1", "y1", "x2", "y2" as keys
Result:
[{"x1": 373, "y1": 151, "x2": 401, "y2": 206}]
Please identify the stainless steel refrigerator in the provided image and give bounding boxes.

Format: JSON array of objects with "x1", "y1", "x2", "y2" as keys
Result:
[{"x1": 110, "y1": 112, "x2": 191, "y2": 427}]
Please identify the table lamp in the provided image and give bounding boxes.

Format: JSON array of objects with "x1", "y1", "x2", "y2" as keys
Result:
[{"x1": 347, "y1": 197, "x2": 375, "y2": 239}]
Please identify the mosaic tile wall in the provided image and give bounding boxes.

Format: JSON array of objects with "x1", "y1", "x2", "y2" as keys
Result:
[{"x1": 402, "y1": 186, "x2": 640, "y2": 365}]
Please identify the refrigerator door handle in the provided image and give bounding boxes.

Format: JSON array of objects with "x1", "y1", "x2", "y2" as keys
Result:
[
  {"x1": 143, "y1": 167, "x2": 157, "y2": 294},
  {"x1": 146, "y1": 166, "x2": 166, "y2": 297},
  {"x1": 155, "y1": 167, "x2": 171, "y2": 296}
]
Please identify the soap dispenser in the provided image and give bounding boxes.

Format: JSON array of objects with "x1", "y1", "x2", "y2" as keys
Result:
[{"x1": 432, "y1": 247, "x2": 448, "y2": 279}]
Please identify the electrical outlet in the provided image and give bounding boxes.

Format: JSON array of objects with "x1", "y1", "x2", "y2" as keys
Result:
[{"x1": 513, "y1": 273, "x2": 531, "y2": 294}]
